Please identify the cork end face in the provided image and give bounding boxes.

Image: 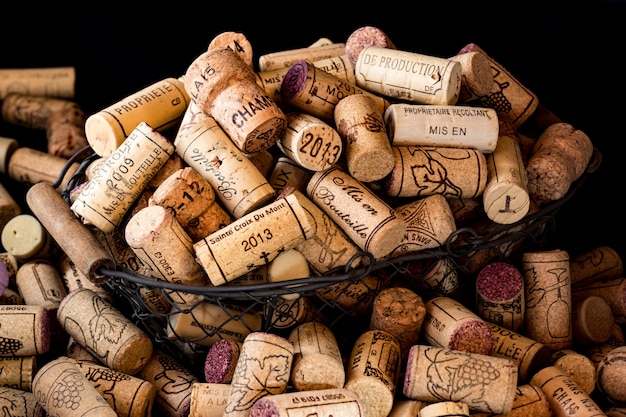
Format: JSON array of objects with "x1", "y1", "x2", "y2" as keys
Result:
[
  {"x1": 448, "y1": 321, "x2": 495, "y2": 355},
  {"x1": 204, "y1": 339, "x2": 240, "y2": 383},
  {"x1": 280, "y1": 61, "x2": 309, "y2": 102},
  {"x1": 250, "y1": 398, "x2": 280, "y2": 417}
]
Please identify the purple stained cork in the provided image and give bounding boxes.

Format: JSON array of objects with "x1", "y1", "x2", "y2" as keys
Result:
[
  {"x1": 345, "y1": 26, "x2": 395, "y2": 66},
  {"x1": 476, "y1": 262, "x2": 525, "y2": 332},
  {"x1": 0, "y1": 261, "x2": 8, "y2": 296},
  {"x1": 280, "y1": 60, "x2": 308, "y2": 101},
  {"x1": 250, "y1": 400, "x2": 279, "y2": 417},
  {"x1": 204, "y1": 339, "x2": 242, "y2": 383}
]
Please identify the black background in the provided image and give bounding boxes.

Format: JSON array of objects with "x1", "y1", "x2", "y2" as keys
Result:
[{"x1": 2, "y1": 1, "x2": 624, "y2": 264}]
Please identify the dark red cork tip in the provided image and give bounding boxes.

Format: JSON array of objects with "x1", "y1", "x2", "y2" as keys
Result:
[
  {"x1": 476, "y1": 262, "x2": 524, "y2": 302},
  {"x1": 280, "y1": 60, "x2": 309, "y2": 101},
  {"x1": 204, "y1": 339, "x2": 240, "y2": 383}
]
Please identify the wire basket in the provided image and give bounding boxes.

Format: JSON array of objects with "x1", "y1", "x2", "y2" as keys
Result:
[{"x1": 59, "y1": 145, "x2": 601, "y2": 374}]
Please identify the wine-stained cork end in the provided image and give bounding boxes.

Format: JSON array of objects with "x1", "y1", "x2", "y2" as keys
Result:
[{"x1": 280, "y1": 60, "x2": 308, "y2": 101}]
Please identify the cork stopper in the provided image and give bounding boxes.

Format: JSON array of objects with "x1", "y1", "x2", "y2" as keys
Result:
[
  {"x1": 204, "y1": 339, "x2": 242, "y2": 383},
  {"x1": 597, "y1": 345, "x2": 626, "y2": 405},
  {"x1": 345, "y1": 26, "x2": 396, "y2": 66}
]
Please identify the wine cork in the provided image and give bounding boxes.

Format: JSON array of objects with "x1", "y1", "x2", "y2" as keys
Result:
[
  {"x1": 184, "y1": 48, "x2": 286, "y2": 154},
  {"x1": 26, "y1": 182, "x2": 117, "y2": 283},
  {"x1": 7, "y1": 146, "x2": 80, "y2": 190},
  {"x1": 384, "y1": 103, "x2": 499, "y2": 153},
  {"x1": 0, "y1": 252, "x2": 18, "y2": 289},
  {"x1": 384, "y1": 146, "x2": 488, "y2": 199},
  {"x1": 57, "y1": 288, "x2": 153, "y2": 375},
  {"x1": 483, "y1": 134, "x2": 530, "y2": 224},
  {"x1": 422, "y1": 296, "x2": 495, "y2": 355},
  {"x1": 334, "y1": 94, "x2": 394, "y2": 182},
  {"x1": 0, "y1": 66, "x2": 75, "y2": 99},
  {"x1": 470, "y1": 383, "x2": 552, "y2": 417},
  {"x1": 0, "y1": 136, "x2": 18, "y2": 174},
  {"x1": 148, "y1": 167, "x2": 232, "y2": 241},
  {"x1": 137, "y1": 349, "x2": 198, "y2": 417},
  {"x1": 388, "y1": 400, "x2": 428, "y2": 417},
  {"x1": 0, "y1": 355, "x2": 36, "y2": 390},
  {"x1": 522, "y1": 249, "x2": 573, "y2": 350},
  {"x1": 45, "y1": 102, "x2": 89, "y2": 159},
  {"x1": 570, "y1": 245, "x2": 623, "y2": 287},
  {"x1": 572, "y1": 295, "x2": 615, "y2": 346},
  {"x1": 345, "y1": 26, "x2": 395, "y2": 66},
  {"x1": 194, "y1": 193, "x2": 313, "y2": 285},
  {"x1": 277, "y1": 112, "x2": 343, "y2": 172},
  {"x1": 587, "y1": 324, "x2": 625, "y2": 369},
  {"x1": 355, "y1": 47, "x2": 462, "y2": 105},
  {"x1": 280, "y1": 59, "x2": 390, "y2": 124},
  {"x1": 207, "y1": 31, "x2": 254, "y2": 67},
  {"x1": 1, "y1": 214, "x2": 52, "y2": 261},
  {"x1": 250, "y1": 388, "x2": 365, "y2": 417},
  {"x1": 551, "y1": 349, "x2": 598, "y2": 395},
  {"x1": 265, "y1": 248, "x2": 310, "y2": 300},
  {"x1": 316, "y1": 273, "x2": 383, "y2": 316},
  {"x1": 166, "y1": 301, "x2": 262, "y2": 346},
  {"x1": 204, "y1": 339, "x2": 242, "y2": 383},
  {"x1": 526, "y1": 122, "x2": 594, "y2": 204},
  {"x1": 246, "y1": 149, "x2": 275, "y2": 177},
  {"x1": 58, "y1": 253, "x2": 113, "y2": 304},
  {"x1": 306, "y1": 166, "x2": 406, "y2": 259},
  {"x1": 0, "y1": 386, "x2": 45, "y2": 416},
  {"x1": 421, "y1": 257, "x2": 462, "y2": 298},
  {"x1": 387, "y1": 194, "x2": 456, "y2": 258},
  {"x1": 258, "y1": 42, "x2": 346, "y2": 71},
  {"x1": 174, "y1": 102, "x2": 276, "y2": 218},
  {"x1": 571, "y1": 277, "x2": 626, "y2": 324},
  {"x1": 125, "y1": 204, "x2": 210, "y2": 305},
  {"x1": 607, "y1": 407, "x2": 626, "y2": 417},
  {"x1": 265, "y1": 294, "x2": 323, "y2": 330},
  {"x1": 0, "y1": 287, "x2": 22, "y2": 305},
  {"x1": 189, "y1": 383, "x2": 232, "y2": 417},
  {"x1": 71, "y1": 121, "x2": 175, "y2": 233},
  {"x1": 597, "y1": 345, "x2": 626, "y2": 406},
  {"x1": 369, "y1": 287, "x2": 426, "y2": 363},
  {"x1": 419, "y1": 401, "x2": 469, "y2": 417},
  {"x1": 404, "y1": 344, "x2": 517, "y2": 414},
  {"x1": 457, "y1": 43, "x2": 538, "y2": 128},
  {"x1": 530, "y1": 365, "x2": 607, "y2": 417},
  {"x1": 66, "y1": 336, "x2": 99, "y2": 363},
  {"x1": 224, "y1": 332, "x2": 294, "y2": 417},
  {"x1": 344, "y1": 329, "x2": 401, "y2": 417},
  {"x1": 288, "y1": 321, "x2": 345, "y2": 391},
  {"x1": 0, "y1": 304, "x2": 50, "y2": 356},
  {"x1": 475, "y1": 261, "x2": 525, "y2": 332},
  {"x1": 1, "y1": 93, "x2": 78, "y2": 129},
  {"x1": 268, "y1": 156, "x2": 313, "y2": 195},
  {"x1": 146, "y1": 152, "x2": 186, "y2": 191},
  {"x1": 449, "y1": 50, "x2": 495, "y2": 103},
  {"x1": 84, "y1": 77, "x2": 189, "y2": 157},
  {"x1": 0, "y1": 190, "x2": 20, "y2": 254},
  {"x1": 32, "y1": 356, "x2": 118, "y2": 416}
]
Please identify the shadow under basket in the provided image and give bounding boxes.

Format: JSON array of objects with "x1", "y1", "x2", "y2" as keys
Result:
[{"x1": 74, "y1": 147, "x2": 601, "y2": 376}]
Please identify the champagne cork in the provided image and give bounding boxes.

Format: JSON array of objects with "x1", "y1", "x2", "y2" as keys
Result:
[
  {"x1": 277, "y1": 112, "x2": 343, "y2": 172},
  {"x1": 0, "y1": 305, "x2": 50, "y2": 356},
  {"x1": 7, "y1": 146, "x2": 80, "y2": 190},
  {"x1": 33, "y1": 356, "x2": 118, "y2": 416},
  {"x1": 0, "y1": 66, "x2": 75, "y2": 99},
  {"x1": 571, "y1": 277, "x2": 626, "y2": 324},
  {"x1": 73, "y1": 359, "x2": 156, "y2": 417},
  {"x1": 57, "y1": 288, "x2": 153, "y2": 375},
  {"x1": 570, "y1": 245, "x2": 623, "y2": 288},
  {"x1": 1, "y1": 214, "x2": 52, "y2": 261},
  {"x1": 487, "y1": 321, "x2": 552, "y2": 383},
  {"x1": 280, "y1": 60, "x2": 390, "y2": 124},
  {"x1": 71, "y1": 121, "x2": 175, "y2": 233},
  {"x1": 457, "y1": 43, "x2": 538, "y2": 128},
  {"x1": 193, "y1": 193, "x2": 313, "y2": 285},
  {"x1": 306, "y1": 166, "x2": 406, "y2": 259},
  {"x1": 345, "y1": 26, "x2": 395, "y2": 66},
  {"x1": 483, "y1": 134, "x2": 530, "y2": 224},
  {"x1": 149, "y1": 167, "x2": 232, "y2": 241},
  {"x1": 189, "y1": 383, "x2": 232, "y2": 417},
  {"x1": 174, "y1": 102, "x2": 276, "y2": 218},
  {"x1": 58, "y1": 253, "x2": 113, "y2": 304},
  {"x1": 315, "y1": 273, "x2": 383, "y2": 316},
  {"x1": 475, "y1": 261, "x2": 525, "y2": 332},
  {"x1": 1, "y1": 93, "x2": 78, "y2": 130},
  {"x1": 137, "y1": 349, "x2": 198, "y2": 417},
  {"x1": 530, "y1": 365, "x2": 607, "y2": 417},
  {"x1": 369, "y1": 287, "x2": 426, "y2": 363},
  {"x1": 258, "y1": 42, "x2": 346, "y2": 71},
  {"x1": 587, "y1": 324, "x2": 625, "y2": 369},
  {"x1": 344, "y1": 329, "x2": 401, "y2": 417},
  {"x1": 448, "y1": 50, "x2": 495, "y2": 103},
  {"x1": 384, "y1": 146, "x2": 488, "y2": 199},
  {"x1": 224, "y1": 332, "x2": 294, "y2": 417},
  {"x1": 0, "y1": 355, "x2": 36, "y2": 390},
  {"x1": 0, "y1": 386, "x2": 45, "y2": 416},
  {"x1": 26, "y1": 182, "x2": 117, "y2": 283},
  {"x1": 288, "y1": 321, "x2": 345, "y2": 391},
  {"x1": 184, "y1": 48, "x2": 286, "y2": 154},
  {"x1": 207, "y1": 31, "x2": 254, "y2": 67},
  {"x1": 403, "y1": 344, "x2": 518, "y2": 415},
  {"x1": 419, "y1": 401, "x2": 469, "y2": 417},
  {"x1": 596, "y1": 345, "x2": 626, "y2": 406},
  {"x1": 572, "y1": 295, "x2": 615, "y2": 346},
  {"x1": 522, "y1": 249, "x2": 573, "y2": 350},
  {"x1": 384, "y1": 104, "x2": 499, "y2": 153},
  {"x1": 268, "y1": 156, "x2": 313, "y2": 195},
  {"x1": 125, "y1": 204, "x2": 210, "y2": 305},
  {"x1": 84, "y1": 77, "x2": 189, "y2": 157},
  {"x1": 387, "y1": 194, "x2": 457, "y2": 258},
  {"x1": 0, "y1": 136, "x2": 18, "y2": 174},
  {"x1": 45, "y1": 102, "x2": 89, "y2": 159},
  {"x1": 355, "y1": 47, "x2": 462, "y2": 105},
  {"x1": 470, "y1": 383, "x2": 552, "y2": 417},
  {"x1": 551, "y1": 349, "x2": 597, "y2": 395},
  {"x1": 250, "y1": 388, "x2": 365, "y2": 417},
  {"x1": 166, "y1": 301, "x2": 262, "y2": 346},
  {"x1": 422, "y1": 296, "x2": 495, "y2": 355},
  {"x1": 204, "y1": 339, "x2": 242, "y2": 383},
  {"x1": 334, "y1": 94, "x2": 394, "y2": 182},
  {"x1": 526, "y1": 122, "x2": 594, "y2": 204}
]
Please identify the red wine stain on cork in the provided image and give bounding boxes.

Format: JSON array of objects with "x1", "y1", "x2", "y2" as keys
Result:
[{"x1": 477, "y1": 262, "x2": 523, "y2": 301}]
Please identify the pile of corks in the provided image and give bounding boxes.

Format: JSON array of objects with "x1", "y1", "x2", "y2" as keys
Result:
[{"x1": 0, "y1": 26, "x2": 624, "y2": 417}]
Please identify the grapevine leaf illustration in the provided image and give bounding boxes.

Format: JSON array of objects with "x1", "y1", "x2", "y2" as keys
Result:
[{"x1": 88, "y1": 297, "x2": 126, "y2": 344}]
